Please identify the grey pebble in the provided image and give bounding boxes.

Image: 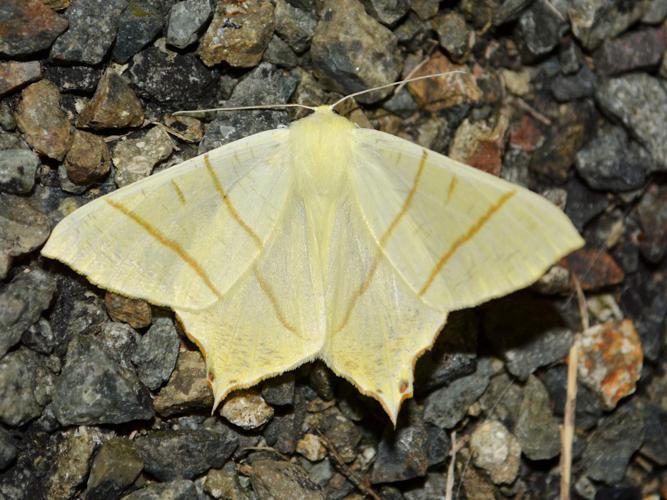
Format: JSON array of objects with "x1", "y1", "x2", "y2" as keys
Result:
[
  {"x1": 0, "y1": 426, "x2": 16, "y2": 471},
  {"x1": 113, "y1": 0, "x2": 164, "y2": 63},
  {"x1": 636, "y1": 184, "x2": 667, "y2": 263},
  {"x1": 275, "y1": 0, "x2": 317, "y2": 53},
  {"x1": 564, "y1": 176, "x2": 609, "y2": 231},
  {"x1": 134, "y1": 428, "x2": 238, "y2": 481},
  {"x1": 515, "y1": 0, "x2": 564, "y2": 61},
  {"x1": 0, "y1": 268, "x2": 56, "y2": 358},
  {"x1": 263, "y1": 35, "x2": 299, "y2": 69},
  {"x1": 596, "y1": 73, "x2": 667, "y2": 172},
  {"x1": 582, "y1": 404, "x2": 645, "y2": 484},
  {"x1": 311, "y1": 0, "x2": 402, "y2": 104},
  {"x1": 261, "y1": 373, "x2": 295, "y2": 407},
  {"x1": 371, "y1": 402, "x2": 428, "y2": 483},
  {"x1": 131, "y1": 317, "x2": 180, "y2": 391},
  {"x1": 594, "y1": 27, "x2": 667, "y2": 76},
  {"x1": 361, "y1": 0, "x2": 410, "y2": 26},
  {"x1": 51, "y1": 335, "x2": 154, "y2": 425},
  {"x1": 414, "y1": 310, "x2": 478, "y2": 394},
  {"x1": 167, "y1": 0, "x2": 213, "y2": 50},
  {"x1": 249, "y1": 459, "x2": 324, "y2": 500},
  {"x1": 575, "y1": 125, "x2": 648, "y2": 192},
  {"x1": 0, "y1": 194, "x2": 50, "y2": 279},
  {"x1": 43, "y1": 64, "x2": 103, "y2": 94},
  {"x1": 0, "y1": 148, "x2": 39, "y2": 194},
  {"x1": 51, "y1": 0, "x2": 128, "y2": 65},
  {"x1": 0, "y1": 348, "x2": 52, "y2": 426},
  {"x1": 128, "y1": 45, "x2": 215, "y2": 103},
  {"x1": 482, "y1": 294, "x2": 572, "y2": 381},
  {"x1": 639, "y1": 400, "x2": 667, "y2": 466},
  {"x1": 515, "y1": 376, "x2": 561, "y2": 461},
  {"x1": 99, "y1": 321, "x2": 140, "y2": 370},
  {"x1": 21, "y1": 318, "x2": 56, "y2": 355},
  {"x1": 540, "y1": 365, "x2": 604, "y2": 431},
  {"x1": 550, "y1": 65, "x2": 597, "y2": 102},
  {"x1": 424, "y1": 358, "x2": 493, "y2": 429},
  {"x1": 122, "y1": 479, "x2": 198, "y2": 500},
  {"x1": 85, "y1": 437, "x2": 144, "y2": 499},
  {"x1": 569, "y1": 0, "x2": 647, "y2": 50}
]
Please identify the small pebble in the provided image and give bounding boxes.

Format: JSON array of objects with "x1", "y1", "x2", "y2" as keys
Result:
[
  {"x1": 449, "y1": 111, "x2": 509, "y2": 176},
  {"x1": 249, "y1": 459, "x2": 324, "y2": 499},
  {"x1": 112, "y1": 0, "x2": 163, "y2": 63},
  {"x1": 131, "y1": 317, "x2": 180, "y2": 391},
  {"x1": 569, "y1": 0, "x2": 646, "y2": 49},
  {"x1": 311, "y1": 0, "x2": 402, "y2": 104},
  {"x1": 432, "y1": 11, "x2": 471, "y2": 62},
  {"x1": 564, "y1": 248, "x2": 624, "y2": 291},
  {"x1": 582, "y1": 404, "x2": 644, "y2": 484},
  {"x1": 167, "y1": 0, "x2": 213, "y2": 49},
  {"x1": 0, "y1": 61, "x2": 41, "y2": 97},
  {"x1": 594, "y1": 27, "x2": 667, "y2": 76},
  {"x1": 515, "y1": 375, "x2": 561, "y2": 460},
  {"x1": 470, "y1": 420, "x2": 521, "y2": 485},
  {"x1": 515, "y1": 0, "x2": 564, "y2": 61},
  {"x1": 596, "y1": 73, "x2": 667, "y2": 171},
  {"x1": 296, "y1": 433, "x2": 327, "y2": 462},
  {"x1": 0, "y1": 148, "x2": 40, "y2": 194},
  {"x1": 77, "y1": 70, "x2": 144, "y2": 130},
  {"x1": 407, "y1": 52, "x2": 481, "y2": 111},
  {"x1": 50, "y1": 0, "x2": 127, "y2": 65},
  {"x1": 104, "y1": 292, "x2": 152, "y2": 329},
  {"x1": 122, "y1": 480, "x2": 198, "y2": 500},
  {"x1": 0, "y1": 194, "x2": 50, "y2": 278},
  {"x1": 112, "y1": 126, "x2": 174, "y2": 187},
  {"x1": 48, "y1": 431, "x2": 96, "y2": 500},
  {"x1": 0, "y1": 0, "x2": 68, "y2": 56},
  {"x1": 274, "y1": 0, "x2": 317, "y2": 53},
  {"x1": 134, "y1": 428, "x2": 238, "y2": 481},
  {"x1": 51, "y1": 335, "x2": 154, "y2": 425},
  {"x1": 64, "y1": 129, "x2": 111, "y2": 185},
  {"x1": 636, "y1": 184, "x2": 667, "y2": 263},
  {"x1": 0, "y1": 267, "x2": 56, "y2": 357},
  {"x1": 154, "y1": 350, "x2": 213, "y2": 417},
  {"x1": 199, "y1": 0, "x2": 274, "y2": 68},
  {"x1": 15, "y1": 80, "x2": 72, "y2": 161},
  {"x1": 578, "y1": 319, "x2": 643, "y2": 410},
  {"x1": 221, "y1": 391, "x2": 274, "y2": 430},
  {"x1": 85, "y1": 438, "x2": 143, "y2": 499}
]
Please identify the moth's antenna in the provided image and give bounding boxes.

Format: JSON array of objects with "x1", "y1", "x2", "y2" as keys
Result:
[
  {"x1": 330, "y1": 70, "x2": 469, "y2": 110},
  {"x1": 173, "y1": 103, "x2": 317, "y2": 116}
]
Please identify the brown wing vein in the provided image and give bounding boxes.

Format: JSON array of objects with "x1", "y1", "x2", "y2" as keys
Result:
[{"x1": 418, "y1": 189, "x2": 517, "y2": 296}]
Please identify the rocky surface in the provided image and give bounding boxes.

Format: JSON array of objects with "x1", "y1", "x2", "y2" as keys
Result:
[{"x1": 0, "y1": 1, "x2": 665, "y2": 498}]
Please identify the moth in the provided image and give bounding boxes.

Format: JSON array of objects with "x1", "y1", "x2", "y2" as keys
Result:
[{"x1": 42, "y1": 78, "x2": 583, "y2": 423}]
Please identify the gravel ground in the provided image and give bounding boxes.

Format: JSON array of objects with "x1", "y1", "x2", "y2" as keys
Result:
[{"x1": 1, "y1": 0, "x2": 666, "y2": 499}]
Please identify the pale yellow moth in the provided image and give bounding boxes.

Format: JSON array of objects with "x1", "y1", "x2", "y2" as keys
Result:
[{"x1": 42, "y1": 77, "x2": 584, "y2": 423}]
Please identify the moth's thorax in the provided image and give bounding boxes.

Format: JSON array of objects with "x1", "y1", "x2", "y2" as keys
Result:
[{"x1": 289, "y1": 107, "x2": 356, "y2": 200}]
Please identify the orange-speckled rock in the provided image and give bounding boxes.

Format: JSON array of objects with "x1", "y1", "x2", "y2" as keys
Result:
[{"x1": 578, "y1": 319, "x2": 643, "y2": 409}]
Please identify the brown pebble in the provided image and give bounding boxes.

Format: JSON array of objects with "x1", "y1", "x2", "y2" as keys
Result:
[
  {"x1": 77, "y1": 70, "x2": 144, "y2": 130},
  {"x1": 199, "y1": 0, "x2": 274, "y2": 68},
  {"x1": 0, "y1": 61, "x2": 41, "y2": 97},
  {"x1": 104, "y1": 292, "x2": 152, "y2": 329},
  {"x1": 407, "y1": 52, "x2": 482, "y2": 111},
  {"x1": 449, "y1": 110, "x2": 509, "y2": 176},
  {"x1": 563, "y1": 247, "x2": 625, "y2": 290},
  {"x1": 15, "y1": 80, "x2": 72, "y2": 161},
  {"x1": 64, "y1": 129, "x2": 111, "y2": 185},
  {"x1": 220, "y1": 391, "x2": 274, "y2": 430}
]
